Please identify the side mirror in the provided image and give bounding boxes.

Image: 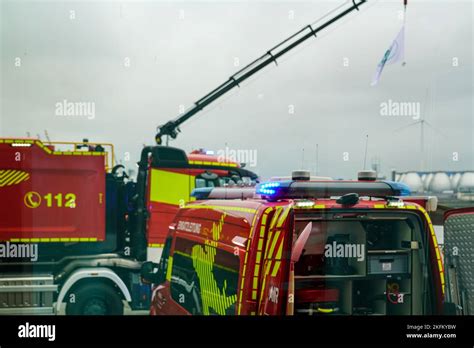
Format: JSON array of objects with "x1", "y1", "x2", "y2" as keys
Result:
[{"x1": 140, "y1": 261, "x2": 161, "y2": 284}]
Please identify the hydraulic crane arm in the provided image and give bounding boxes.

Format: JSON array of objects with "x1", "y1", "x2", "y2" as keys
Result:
[{"x1": 155, "y1": 0, "x2": 367, "y2": 145}]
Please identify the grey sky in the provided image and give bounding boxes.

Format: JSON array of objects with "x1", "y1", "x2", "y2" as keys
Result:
[{"x1": 1, "y1": 0, "x2": 472, "y2": 179}]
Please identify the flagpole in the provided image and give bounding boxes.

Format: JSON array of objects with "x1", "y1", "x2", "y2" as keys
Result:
[
  {"x1": 403, "y1": 0, "x2": 407, "y2": 66},
  {"x1": 404, "y1": 0, "x2": 407, "y2": 24}
]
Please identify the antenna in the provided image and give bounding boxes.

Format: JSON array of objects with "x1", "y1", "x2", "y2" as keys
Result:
[
  {"x1": 363, "y1": 135, "x2": 369, "y2": 169},
  {"x1": 44, "y1": 130, "x2": 51, "y2": 143},
  {"x1": 301, "y1": 148, "x2": 305, "y2": 169}
]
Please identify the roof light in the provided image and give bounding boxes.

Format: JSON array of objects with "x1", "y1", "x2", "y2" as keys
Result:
[
  {"x1": 292, "y1": 170, "x2": 311, "y2": 181},
  {"x1": 191, "y1": 187, "x2": 213, "y2": 200},
  {"x1": 358, "y1": 170, "x2": 377, "y2": 181},
  {"x1": 383, "y1": 181, "x2": 411, "y2": 196},
  {"x1": 256, "y1": 181, "x2": 281, "y2": 195},
  {"x1": 295, "y1": 200, "x2": 315, "y2": 208},
  {"x1": 11, "y1": 143, "x2": 32, "y2": 147},
  {"x1": 192, "y1": 187, "x2": 256, "y2": 200},
  {"x1": 387, "y1": 199, "x2": 405, "y2": 208},
  {"x1": 257, "y1": 180, "x2": 411, "y2": 201}
]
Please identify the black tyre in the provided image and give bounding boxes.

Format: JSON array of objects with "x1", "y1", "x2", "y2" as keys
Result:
[{"x1": 65, "y1": 282, "x2": 124, "y2": 315}]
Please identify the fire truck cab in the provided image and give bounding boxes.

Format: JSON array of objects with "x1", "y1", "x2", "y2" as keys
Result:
[{"x1": 143, "y1": 171, "x2": 474, "y2": 315}]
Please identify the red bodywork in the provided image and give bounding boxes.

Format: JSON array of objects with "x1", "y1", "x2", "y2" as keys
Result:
[
  {"x1": 444, "y1": 207, "x2": 474, "y2": 220},
  {"x1": 0, "y1": 139, "x2": 106, "y2": 241}
]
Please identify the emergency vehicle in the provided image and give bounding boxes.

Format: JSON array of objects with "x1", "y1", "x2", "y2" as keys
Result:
[
  {"x1": 143, "y1": 170, "x2": 473, "y2": 315},
  {"x1": 0, "y1": 139, "x2": 257, "y2": 315},
  {"x1": 1, "y1": 0, "x2": 399, "y2": 315}
]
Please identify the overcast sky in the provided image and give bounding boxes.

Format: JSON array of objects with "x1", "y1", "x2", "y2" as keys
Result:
[{"x1": 1, "y1": 0, "x2": 472, "y2": 179}]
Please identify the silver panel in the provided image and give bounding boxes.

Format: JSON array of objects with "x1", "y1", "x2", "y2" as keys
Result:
[
  {"x1": 0, "y1": 274, "x2": 57, "y2": 313},
  {"x1": 444, "y1": 212, "x2": 474, "y2": 315}
]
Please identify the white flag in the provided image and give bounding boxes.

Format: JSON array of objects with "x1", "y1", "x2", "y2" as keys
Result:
[{"x1": 371, "y1": 26, "x2": 405, "y2": 86}]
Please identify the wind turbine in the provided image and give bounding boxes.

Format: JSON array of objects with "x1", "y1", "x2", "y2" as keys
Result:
[{"x1": 394, "y1": 89, "x2": 445, "y2": 171}]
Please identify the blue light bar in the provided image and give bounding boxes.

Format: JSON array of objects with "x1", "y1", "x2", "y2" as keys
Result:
[
  {"x1": 256, "y1": 181, "x2": 280, "y2": 195},
  {"x1": 191, "y1": 187, "x2": 213, "y2": 200},
  {"x1": 383, "y1": 181, "x2": 411, "y2": 196},
  {"x1": 256, "y1": 180, "x2": 412, "y2": 200}
]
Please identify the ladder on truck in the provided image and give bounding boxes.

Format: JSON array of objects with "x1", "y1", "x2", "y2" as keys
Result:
[{"x1": 0, "y1": 274, "x2": 58, "y2": 315}]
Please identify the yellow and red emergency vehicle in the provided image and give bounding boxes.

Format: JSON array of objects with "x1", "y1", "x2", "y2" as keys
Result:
[
  {"x1": 143, "y1": 171, "x2": 473, "y2": 315},
  {"x1": 0, "y1": 138, "x2": 257, "y2": 314}
]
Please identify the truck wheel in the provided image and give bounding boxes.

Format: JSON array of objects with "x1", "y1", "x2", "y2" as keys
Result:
[{"x1": 65, "y1": 283, "x2": 124, "y2": 315}]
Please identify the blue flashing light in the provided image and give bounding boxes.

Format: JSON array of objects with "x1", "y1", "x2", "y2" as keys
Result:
[
  {"x1": 191, "y1": 187, "x2": 213, "y2": 200},
  {"x1": 255, "y1": 181, "x2": 292, "y2": 197},
  {"x1": 383, "y1": 181, "x2": 411, "y2": 196},
  {"x1": 256, "y1": 181, "x2": 281, "y2": 195}
]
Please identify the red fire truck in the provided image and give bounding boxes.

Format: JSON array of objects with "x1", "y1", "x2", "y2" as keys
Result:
[
  {"x1": 0, "y1": 0, "x2": 372, "y2": 315},
  {"x1": 0, "y1": 139, "x2": 257, "y2": 315},
  {"x1": 143, "y1": 171, "x2": 473, "y2": 315}
]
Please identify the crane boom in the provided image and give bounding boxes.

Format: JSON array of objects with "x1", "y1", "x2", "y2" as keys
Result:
[{"x1": 155, "y1": 0, "x2": 367, "y2": 145}]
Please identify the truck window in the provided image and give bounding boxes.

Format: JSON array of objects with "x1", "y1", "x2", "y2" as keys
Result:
[
  {"x1": 170, "y1": 237, "x2": 240, "y2": 315},
  {"x1": 195, "y1": 177, "x2": 217, "y2": 188}
]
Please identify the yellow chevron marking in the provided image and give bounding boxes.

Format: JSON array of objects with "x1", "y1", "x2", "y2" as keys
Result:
[
  {"x1": 0, "y1": 170, "x2": 30, "y2": 187},
  {"x1": 267, "y1": 230, "x2": 281, "y2": 259},
  {"x1": 277, "y1": 206, "x2": 291, "y2": 228}
]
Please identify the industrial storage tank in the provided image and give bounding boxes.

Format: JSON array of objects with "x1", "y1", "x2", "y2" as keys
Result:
[
  {"x1": 399, "y1": 173, "x2": 407, "y2": 184},
  {"x1": 457, "y1": 172, "x2": 474, "y2": 200},
  {"x1": 424, "y1": 173, "x2": 434, "y2": 190},
  {"x1": 451, "y1": 172, "x2": 462, "y2": 191},
  {"x1": 401, "y1": 172, "x2": 424, "y2": 193},
  {"x1": 429, "y1": 172, "x2": 452, "y2": 193}
]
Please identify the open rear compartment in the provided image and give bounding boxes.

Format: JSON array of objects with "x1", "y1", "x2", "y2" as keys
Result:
[{"x1": 293, "y1": 211, "x2": 428, "y2": 315}]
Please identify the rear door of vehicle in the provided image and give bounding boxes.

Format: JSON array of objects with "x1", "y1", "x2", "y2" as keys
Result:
[
  {"x1": 258, "y1": 205, "x2": 293, "y2": 315},
  {"x1": 443, "y1": 207, "x2": 474, "y2": 315}
]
